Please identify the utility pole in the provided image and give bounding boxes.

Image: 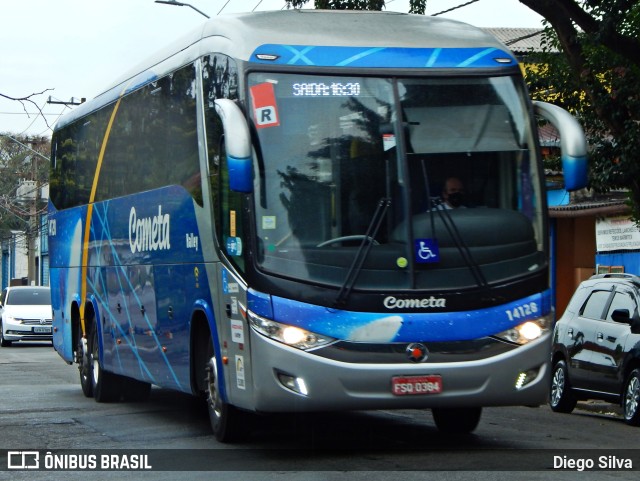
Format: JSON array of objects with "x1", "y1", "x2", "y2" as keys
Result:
[
  {"x1": 154, "y1": 0, "x2": 210, "y2": 18},
  {"x1": 28, "y1": 148, "x2": 38, "y2": 285},
  {"x1": 47, "y1": 96, "x2": 85, "y2": 106},
  {"x1": 0, "y1": 134, "x2": 48, "y2": 285}
]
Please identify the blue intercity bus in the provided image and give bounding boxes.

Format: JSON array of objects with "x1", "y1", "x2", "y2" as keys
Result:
[{"x1": 49, "y1": 9, "x2": 588, "y2": 441}]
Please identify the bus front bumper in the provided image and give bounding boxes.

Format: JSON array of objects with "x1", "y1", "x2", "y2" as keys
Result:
[{"x1": 244, "y1": 329, "x2": 551, "y2": 413}]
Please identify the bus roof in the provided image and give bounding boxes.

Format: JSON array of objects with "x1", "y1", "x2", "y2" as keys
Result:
[
  {"x1": 204, "y1": 9, "x2": 507, "y2": 56},
  {"x1": 55, "y1": 10, "x2": 514, "y2": 132}
]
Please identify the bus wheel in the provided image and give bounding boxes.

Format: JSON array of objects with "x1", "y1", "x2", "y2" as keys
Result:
[
  {"x1": 549, "y1": 360, "x2": 577, "y2": 413},
  {"x1": 90, "y1": 324, "x2": 122, "y2": 402},
  {"x1": 205, "y1": 348, "x2": 247, "y2": 442},
  {"x1": 432, "y1": 407, "x2": 482, "y2": 434},
  {"x1": 623, "y1": 369, "x2": 640, "y2": 426},
  {"x1": 77, "y1": 322, "x2": 93, "y2": 398}
]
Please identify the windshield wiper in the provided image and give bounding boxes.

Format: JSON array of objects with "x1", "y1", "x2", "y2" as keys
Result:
[
  {"x1": 334, "y1": 197, "x2": 391, "y2": 307},
  {"x1": 428, "y1": 199, "x2": 490, "y2": 291},
  {"x1": 419, "y1": 157, "x2": 490, "y2": 293}
]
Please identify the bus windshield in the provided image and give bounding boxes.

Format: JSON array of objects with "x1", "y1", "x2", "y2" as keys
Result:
[{"x1": 249, "y1": 72, "x2": 545, "y2": 291}]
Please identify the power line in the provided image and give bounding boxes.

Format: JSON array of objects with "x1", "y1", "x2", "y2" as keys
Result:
[
  {"x1": 0, "y1": 112, "x2": 66, "y2": 117},
  {"x1": 505, "y1": 29, "x2": 545, "y2": 46},
  {"x1": 217, "y1": 0, "x2": 232, "y2": 15},
  {"x1": 0, "y1": 134, "x2": 50, "y2": 162},
  {"x1": 18, "y1": 99, "x2": 49, "y2": 136},
  {"x1": 433, "y1": 0, "x2": 481, "y2": 16},
  {"x1": 252, "y1": 0, "x2": 264, "y2": 12}
]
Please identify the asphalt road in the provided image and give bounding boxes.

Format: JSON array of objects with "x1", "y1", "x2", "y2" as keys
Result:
[{"x1": 0, "y1": 341, "x2": 638, "y2": 481}]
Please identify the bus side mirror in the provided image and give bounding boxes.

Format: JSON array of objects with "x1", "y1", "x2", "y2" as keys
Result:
[
  {"x1": 533, "y1": 101, "x2": 588, "y2": 191},
  {"x1": 214, "y1": 99, "x2": 253, "y2": 193}
]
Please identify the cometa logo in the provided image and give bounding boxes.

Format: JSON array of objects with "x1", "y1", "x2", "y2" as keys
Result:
[
  {"x1": 383, "y1": 296, "x2": 446, "y2": 309},
  {"x1": 129, "y1": 206, "x2": 171, "y2": 254}
]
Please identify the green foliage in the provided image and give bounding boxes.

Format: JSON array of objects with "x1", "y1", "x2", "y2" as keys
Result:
[
  {"x1": 0, "y1": 134, "x2": 49, "y2": 239},
  {"x1": 285, "y1": 0, "x2": 383, "y2": 9},
  {"x1": 316, "y1": 0, "x2": 385, "y2": 9},
  {"x1": 521, "y1": 1, "x2": 640, "y2": 223},
  {"x1": 285, "y1": 0, "x2": 426, "y2": 13},
  {"x1": 286, "y1": 1, "x2": 640, "y2": 221}
]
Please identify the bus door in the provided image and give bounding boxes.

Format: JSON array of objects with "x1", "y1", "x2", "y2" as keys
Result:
[{"x1": 216, "y1": 265, "x2": 253, "y2": 408}]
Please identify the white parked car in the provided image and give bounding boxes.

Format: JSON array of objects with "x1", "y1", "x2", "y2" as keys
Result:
[{"x1": 0, "y1": 286, "x2": 52, "y2": 347}]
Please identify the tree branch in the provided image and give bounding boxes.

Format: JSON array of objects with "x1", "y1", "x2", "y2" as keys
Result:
[
  {"x1": 519, "y1": 0, "x2": 640, "y2": 65},
  {"x1": 0, "y1": 88, "x2": 54, "y2": 130}
]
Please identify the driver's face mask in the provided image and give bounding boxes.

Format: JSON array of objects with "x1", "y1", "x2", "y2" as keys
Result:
[{"x1": 447, "y1": 192, "x2": 465, "y2": 208}]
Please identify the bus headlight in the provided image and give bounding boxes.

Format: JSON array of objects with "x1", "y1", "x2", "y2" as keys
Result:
[
  {"x1": 247, "y1": 310, "x2": 335, "y2": 351},
  {"x1": 494, "y1": 313, "x2": 553, "y2": 345}
]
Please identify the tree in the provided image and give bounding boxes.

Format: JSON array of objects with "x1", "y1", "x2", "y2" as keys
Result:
[
  {"x1": 284, "y1": 0, "x2": 640, "y2": 222},
  {"x1": 0, "y1": 134, "x2": 50, "y2": 242},
  {"x1": 519, "y1": 1, "x2": 640, "y2": 222},
  {"x1": 285, "y1": 0, "x2": 426, "y2": 14}
]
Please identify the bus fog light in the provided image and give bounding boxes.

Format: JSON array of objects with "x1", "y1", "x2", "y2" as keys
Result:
[
  {"x1": 277, "y1": 372, "x2": 309, "y2": 395},
  {"x1": 515, "y1": 368, "x2": 540, "y2": 390}
]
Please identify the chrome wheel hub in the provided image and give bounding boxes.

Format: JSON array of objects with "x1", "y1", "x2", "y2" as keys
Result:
[
  {"x1": 625, "y1": 376, "x2": 639, "y2": 420},
  {"x1": 206, "y1": 357, "x2": 222, "y2": 420},
  {"x1": 551, "y1": 367, "x2": 564, "y2": 406}
]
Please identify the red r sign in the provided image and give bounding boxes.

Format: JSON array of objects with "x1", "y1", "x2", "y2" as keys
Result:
[{"x1": 250, "y1": 82, "x2": 280, "y2": 129}]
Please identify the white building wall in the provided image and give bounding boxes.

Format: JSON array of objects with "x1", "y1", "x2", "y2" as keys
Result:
[{"x1": 11, "y1": 229, "x2": 29, "y2": 283}]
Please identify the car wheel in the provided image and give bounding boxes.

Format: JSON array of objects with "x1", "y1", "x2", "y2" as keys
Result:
[
  {"x1": 0, "y1": 320, "x2": 12, "y2": 347},
  {"x1": 549, "y1": 360, "x2": 577, "y2": 413},
  {"x1": 204, "y1": 341, "x2": 248, "y2": 442},
  {"x1": 432, "y1": 407, "x2": 482, "y2": 434},
  {"x1": 77, "y1": 322, "x2": 93, "y2": 398},
  {"x1": 90, "y1": 323, "x2": 122, "y2": 402},
  {"x1": 623, "y1": 369, "x2": 640, "y2": 426}
]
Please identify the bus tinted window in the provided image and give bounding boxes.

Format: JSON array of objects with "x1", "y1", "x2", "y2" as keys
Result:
[
  {"x1": 50, "y1": 108, "x2": 110, "y2": 209},
  {"x1": 50, "y1": 64, "x2": 200, "y2": 210},
  {"x1": 202, "y1": 54, "x2": 245, "y2": 271},
  {"x1": 248, "y1": 73, "x2": 543, "y2": 290}
]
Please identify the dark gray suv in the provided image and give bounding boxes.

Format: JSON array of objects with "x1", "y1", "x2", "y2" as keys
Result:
[{"x1": 550, "y1": 273, "x2": 640, "y2": 425}]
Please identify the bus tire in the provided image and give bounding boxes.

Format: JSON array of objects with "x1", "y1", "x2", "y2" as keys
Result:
[
  {"x1": 623, "y1": 369, "x2": 640, "y2": 426},
  {"x1": 432, "y1": 407, "x2": 482, "y2": 434},
  {"x1": 549, "y1": 359, "x2": 577, "y2": 413},
  {"x1": 90, "y1": 323, "x2": 122, "y2": 403},
  {"x1": 77, "y1": 322, "x2": 93, "y2": 398},
  {"x1": 205, "y1": 345, "x2": 247, "y2": 442}
]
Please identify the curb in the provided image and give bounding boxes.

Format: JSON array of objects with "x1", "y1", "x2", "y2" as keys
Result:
[{"x1": 576, "y1": 400, "x2": 622, "y2": 417}]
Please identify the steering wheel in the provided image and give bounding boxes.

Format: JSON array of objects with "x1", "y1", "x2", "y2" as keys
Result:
[{"x1": 316, "y1": 235, "x2": 380, "y2": 247}]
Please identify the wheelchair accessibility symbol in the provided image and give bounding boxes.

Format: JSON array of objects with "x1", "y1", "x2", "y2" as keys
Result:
[{"x1": 415, "y1": 239, "x2": 440, "y2": 264}]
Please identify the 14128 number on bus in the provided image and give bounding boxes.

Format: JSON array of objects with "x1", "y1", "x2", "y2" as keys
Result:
[{"x1": 391, "y1": 375, "x2": 443, "y2": 396}]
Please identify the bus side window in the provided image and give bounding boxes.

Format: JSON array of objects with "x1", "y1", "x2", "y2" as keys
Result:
[
  {"x1": 202, "y1": 53, "x2": 245, "y2": 271},
  {"x1": 216, "y1": 133, "x2": 245, "y2": 271}
]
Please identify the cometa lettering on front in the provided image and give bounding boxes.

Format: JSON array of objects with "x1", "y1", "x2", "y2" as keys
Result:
[
  {"x1": 129, "y1": 205, "x2": 171, "y2": 254},
  {"x1": 383, "y1": 296, "x2": 446, "y2": 309}
]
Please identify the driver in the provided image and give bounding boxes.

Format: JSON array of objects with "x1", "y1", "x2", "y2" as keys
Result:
[{"x1": 441, "y1": 177, "x2": 466, "y2": 209}]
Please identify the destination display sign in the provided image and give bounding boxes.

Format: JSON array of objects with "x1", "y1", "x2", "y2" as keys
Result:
[{"x1": 292, "y1": 82, "x2": 361, "y2": 97}]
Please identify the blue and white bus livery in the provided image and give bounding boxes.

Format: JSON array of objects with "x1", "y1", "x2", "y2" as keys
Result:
[{"x1": 48, "y1": 10, "x2": 588, "y2": 441}]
